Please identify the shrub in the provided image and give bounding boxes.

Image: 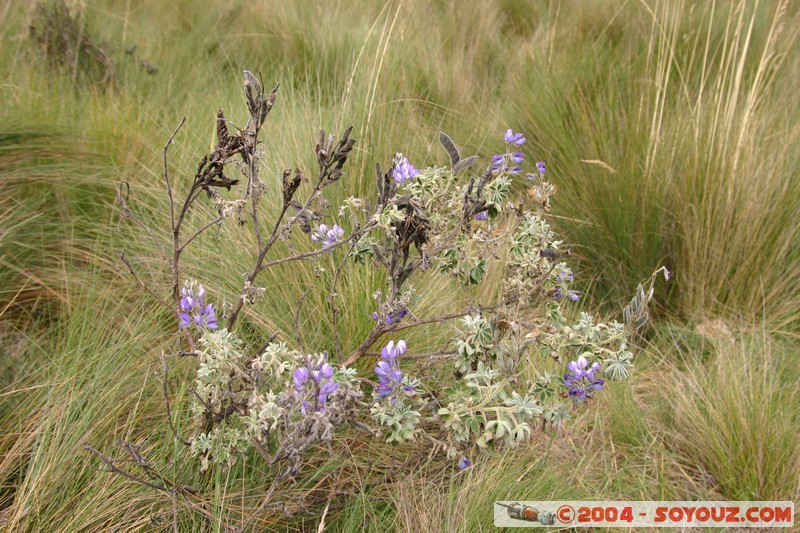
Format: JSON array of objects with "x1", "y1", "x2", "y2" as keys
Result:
[{"x1": 87, "y1": 71, "x2": 666, "y2": 526}]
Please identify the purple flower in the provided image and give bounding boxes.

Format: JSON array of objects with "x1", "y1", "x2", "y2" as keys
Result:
[
  {"x1": 556, "y1": 271, "x2": 574, "y2": 283},
  {"x1": 294, "y1": 355, "x2": 339, "y2": 413},
  {"x1": 311, "y1": 223, "x2": 345, "y2": 248},
  {"x1": 552, "y1": 287, "x2": 581, "y2": 302},
  {"x1": 566, "y1": 290, "x2": 582, "y2": 301},
  {"x1": 314, "y1": 362, "x2": 334, "y2": 381},
  {"x1": 178, "y1": 282, "x2": 218, "y2": 331},
  {"x1": 567, "y1": 355, "x2": 601, "y2": 379},
  {"x1": 458, "y1": 457, "x2": 472, "y2": 470},
  {"x1": 537, "y1": 161, "x2": 546, "y2": 174},
  {"x1": 504, "y1": 129, "x2": 526, "y2": 146},
  {"x1": 392, "y1": 154, "x2": 420, "y2": 184},
  {"x1": 374, "y1": 340, "x2": 411, "y2": 399},
  {"x1": 564, "y1": 355, "x2": 604, "y2": 400},
  {"x1": 511, "y1": 152, "x2": 525, "y2": 163},
  {"x1": 509, "y1": 165, "x2": 522, "y2": 175},
  {"x1": 293, "y1": 367, "x2": 310, "y2": 391},
  {"x1": 490, "y1": 154, "x2": 505, "y2": 169},
  {"x1": 373, "y1": 309, "x2": 409, "y2": 325},
  {"x1": 375, "y1": 360, "x2": 402, "y2": 382},
  {"x1": 182, "y1": 284, "x2": 204, "y2": 299},
  {"x1": 319, "y1": 379, "x2": 338, "y2": 396},
  {"x1": 474, "y1": 211, "x2": 488, "y2": 220},
  {"x1": 380, "y1": 340, "x2": 407, "y2": 359},
  {"x1": 193, "y1": 303, "x2": 219, "y2": 330}
]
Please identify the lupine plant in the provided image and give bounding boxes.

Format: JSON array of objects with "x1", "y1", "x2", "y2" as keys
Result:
[{"x1": 89, "y1": 71, "x2": 667, "y2": 524}]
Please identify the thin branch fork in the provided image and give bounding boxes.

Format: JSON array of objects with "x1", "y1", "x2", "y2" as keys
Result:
[
  {"x1": 83, "y1": 442, "x2": 237, "y2": 530},
  {"x1": 226, "y1": 162, "x2": 329, "y2": 330},
  {"x1": 117, "y1": 181, "x2": 170, "y2": 262},
  {"x1": 83, "y1": 442, "x2": 169, "y2": 492},
  {"x1": 163, "y1": 117, "x2": 187, "y2": 232}
]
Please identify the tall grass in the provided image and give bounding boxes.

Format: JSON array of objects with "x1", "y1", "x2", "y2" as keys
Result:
[
  {"x1": 1, "y1": 0, "x2": 798, "y2": 530},
  {"x1": 517, "y1": 0, "x2": 800, "y2": 328}
]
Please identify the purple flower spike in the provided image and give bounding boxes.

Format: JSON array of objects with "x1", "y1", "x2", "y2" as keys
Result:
[
  {"x1": 537, "y1": 161, "x2": 546, "y2": 174},
  {"x1": 509, "y1": 165, "x2": 522, "y2": 175},
  {"x1": 490, "y1": 154, "x2": 505, "y2": 169},
  {"x1": 564, "y1": 356, "x2": 605, "y2": 400},
  {"x1": 294, "y1": 354, "x2": 340, "y2": 413},
  {"x1": 374, "y1": 340, "x2": 411, "y2": 399},
  {"x1": 310, "y1": 224, "x2": 329, "y2": 243},
  {"x1": 325, "y1": 225, "x2": 344, "y2": 246},
  {"x1": 474, "y1": 211, "x2": 488, "y2": 220},
  {"x1": 511, "y1": 151, "x2": 525, "y2": 163},
  {"x1": 311, "y1": 223, "x2": 345, "y2": 248},
  {"x1": 504, "y1": 129, "x2": 526, "y2": 146},
  {"x1": 178, "y1": 282, "x2": 218, "y2": 332},
  {"x1": 458, "y1": 457, "x2": 472, "y2": 470},
  {"x1": 392, "y1": 154, "x2": 420, "y2": 184}
]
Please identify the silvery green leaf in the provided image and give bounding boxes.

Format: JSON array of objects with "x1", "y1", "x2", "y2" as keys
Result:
[
  {"x1": 603, "y1": 351, "x2": 633, "y2": 380},
  {"x1": 532, "y1": 382, "x2": 554, "y2": 401},
  {"x1": 544, "y1": 403, "x2": 571, "y2": 426},
  {"x1": 438, "y1": 131, "x2": 460, "y2": 165},
  {"x1": 513, "y1": 422, "x2": 531, "y2": 443},
  {"x1": 495, "y1": 419, "x2": 511, "y2": 439}
]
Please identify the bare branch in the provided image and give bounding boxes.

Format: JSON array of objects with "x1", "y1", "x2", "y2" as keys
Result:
[
  {"x1": 362, "y1": 350, "x2": 456, "y2": 360},
  {"x1": 119, "y1": 250, "x2": 173, "y2": 313},
  {"x1": 226, "y1": 202, "x2": 291, "y2": 329},
  {"x1": 179, "y1": 216, "x2": 224, "y2": 252},
  {"x1": 343, "y1": 300, "x2": 510, "y2": 366},
  {"x1": 83, "y1": 442, "x2": 167, "y2": 492},
  {"x1": 117, "y1": 181, "x2": 170, "y2": 262},
  {"x1": 164, "y1": 117, "x2": 187, "y2": 231}
]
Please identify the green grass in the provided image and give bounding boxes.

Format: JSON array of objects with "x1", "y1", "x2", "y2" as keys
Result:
[{"x1": 1, "y1": 0, "x2": 798, "y2": 530}]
